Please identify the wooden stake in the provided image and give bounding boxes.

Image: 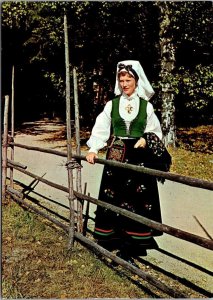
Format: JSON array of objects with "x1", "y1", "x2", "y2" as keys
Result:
[
  {"x1": 73, "y1": 66, "x2": 83, "y2": 232},
  {"x1": 2, "y1": 95, "x2": 10, "y2": 202},
  {"x1": 10, "y1": 65, "x2": 15, "y2": 188},
  {"x1": 64, "y1": 13, "x2": 75, "y2": 249},
  {"x1": 83, "y1": 192, "x2": 90, "y2": 236}
]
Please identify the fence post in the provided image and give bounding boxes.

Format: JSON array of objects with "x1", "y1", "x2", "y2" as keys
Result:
[
  {"x1": 73, "y1": 66, "x2": 83, "y2": 233},
  {"x1": 64, "y1": 13, "x2": 75, "y2": 249},
  {"x1": 2, "y1": 95, "x2": 10, "y2": 203},
  {"x1": 10, "y1": 65, "x2": 15, "y2": 188}
]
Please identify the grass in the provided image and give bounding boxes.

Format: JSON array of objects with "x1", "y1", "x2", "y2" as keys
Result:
[
  {"x1": 169, "y1": 147, "x2": 212, "y2": 181},
  {"x1": 169, "y1": 125, "x2": 213, "y2": 182},
  {"x1": 2, "y1": 201, "x2": 153, "y2": 299}
]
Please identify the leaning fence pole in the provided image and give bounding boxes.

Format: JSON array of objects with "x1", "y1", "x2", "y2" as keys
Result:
[
  {"x1": 10, "y1": 65, "x2": 15, "y2": 188},
  {"x1": 64, "y1": 13, "x2": 75, "y2": 249},
  {"x1": 73, "y1": 66, "x2": 83, "y2": 232},
  {"x1": 2, "y1": 95, "x2": 10, "y2": 202}
]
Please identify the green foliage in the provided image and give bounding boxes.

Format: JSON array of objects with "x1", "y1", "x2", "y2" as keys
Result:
[
  {"x1": 1, "y1": 1, "x2": 29, "y2": 29},
  {"x1": 43, "y1": 72, "x2": 65, "y2": 99},
  {"x1": 1, "y1": 1, "x2": 212, "y2": 124},
  {"x1": 170, "y1": 1, "x2": 212, "y2": 47},
  {"x1": 177, "y1": 64, "x2": 213, "y2": 111},
  {"x1": 156, "y1": 1, "x2": 212, "y2": 124}
]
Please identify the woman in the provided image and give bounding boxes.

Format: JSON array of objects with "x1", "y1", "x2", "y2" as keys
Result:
[{"x1": 86, "y1": 60, "x2": 171, "y2": 260}]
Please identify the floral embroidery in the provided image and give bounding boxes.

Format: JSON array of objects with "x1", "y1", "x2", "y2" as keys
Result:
[
  {"x1": 106, "y1": 170, "x2": 113, "y2": 176},
  {"x1": 136, "y1": 184, "x2": 146, "y2": 193},
  {"x1": 126, "y1": 179, "x2": 132, "y2": 186},
  {"x1": 121, "y1": 201, "x2": 136, "y2": 213},
  {"x1": 104, "y1": 188, "x2": 114, "y2": 199},
  {"x1": 107, "y1": 139, "x2": 126, "y2": 162},
  {"x1": 144, "y1": 203, "x2": 152, "y2": 211},
  {"x1": 144, "y1": 132, "x2": 172, "y2": 173},
  {"x1": 145, "y1": 132, "x2": 166, "y2": 157}
]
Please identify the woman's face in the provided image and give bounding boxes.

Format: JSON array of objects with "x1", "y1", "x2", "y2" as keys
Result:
[{"x1": 119, "y1": 73, "x2": 137, "y2": 96}]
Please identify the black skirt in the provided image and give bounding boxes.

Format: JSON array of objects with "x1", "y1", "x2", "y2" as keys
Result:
[{"x1": 94, "y1": 137, "x2": 166, "y2": 250}]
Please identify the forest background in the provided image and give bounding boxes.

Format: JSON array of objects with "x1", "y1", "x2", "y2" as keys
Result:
[{"x1": 1, "y1": 1, "x2": 213, "y2": 145}]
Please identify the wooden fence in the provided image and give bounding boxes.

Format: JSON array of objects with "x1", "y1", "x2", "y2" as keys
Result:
[{"x1": 2, "y1": 97, "x2": 213, "y2": 298}]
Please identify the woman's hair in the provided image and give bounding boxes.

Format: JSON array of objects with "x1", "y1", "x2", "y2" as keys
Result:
[
  {"x1": 117, "y1": 63, "x2": 139, "y2": 82},
  {"x1": 118, "y1": 71, "x2": 137, "y2": 81}
]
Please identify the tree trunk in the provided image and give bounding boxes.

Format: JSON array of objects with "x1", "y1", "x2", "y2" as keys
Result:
[{"x1": 158, "y1": 2, "x2": 176, "y2": 147}]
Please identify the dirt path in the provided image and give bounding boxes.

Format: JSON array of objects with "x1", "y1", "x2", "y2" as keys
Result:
[{"x1": 11, "y1": 118, "x2": 213, "y2": 295}]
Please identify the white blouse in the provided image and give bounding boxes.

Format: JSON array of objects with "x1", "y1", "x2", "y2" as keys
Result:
[{"x1": 87, "y1": 92, "x2": 162, "y2": 153}]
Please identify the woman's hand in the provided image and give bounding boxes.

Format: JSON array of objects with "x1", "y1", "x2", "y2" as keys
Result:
[
  {"x1": 86, "y1": 152, "x2": 98, "y2": 164},
  {"x1": 134, "y1": 137, "x2": 146, "y2": 148}
]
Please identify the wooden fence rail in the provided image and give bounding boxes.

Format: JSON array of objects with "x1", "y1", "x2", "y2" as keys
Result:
[
  {"x1": 9, "y1": 142, "x2": 213, "y2": 191},
  {"x1": 7, "y1": 160, "x2": 213, "y2": 251}
]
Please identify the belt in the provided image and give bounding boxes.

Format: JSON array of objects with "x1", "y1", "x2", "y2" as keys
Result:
[{"x1": 117, "y1": 136, "x2": 137, "y2": 140}]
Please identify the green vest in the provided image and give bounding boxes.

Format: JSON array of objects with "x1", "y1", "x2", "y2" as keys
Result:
[{"x1": 111, "y1": 96, "x2": 147, "y2": 138}]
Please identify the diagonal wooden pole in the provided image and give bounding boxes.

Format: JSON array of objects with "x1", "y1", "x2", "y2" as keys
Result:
[
  {"x1": 193, "y1": 215, "x2": 213, "y2": 240},
  {"x1": 64, "y1": 13, "x2": 75, "y2": 249}
]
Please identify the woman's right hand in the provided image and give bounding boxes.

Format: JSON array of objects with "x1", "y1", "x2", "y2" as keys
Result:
[{"x1": 86, "y1": 152, "x2": 98, "y2": 164}]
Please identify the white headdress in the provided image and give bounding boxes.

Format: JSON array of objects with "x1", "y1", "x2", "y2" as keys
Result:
[{"x1": 114, "y1": 60, "x2": 155, "y2": 100}]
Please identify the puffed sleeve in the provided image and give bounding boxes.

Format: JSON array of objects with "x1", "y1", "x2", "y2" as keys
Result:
[
  {"x1": 86, "y1": 101, "x2": 112, "y2": 153},
  {"x1": 144, "y1": 102, "x2": 162, "y2": 140}
]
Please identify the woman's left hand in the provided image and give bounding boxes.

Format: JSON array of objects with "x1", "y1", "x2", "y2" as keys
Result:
[
  {"x1": 86, "y1": 152, "x2": 98, "y2": 164},
  {"x1": 134, "y1": 137, "x2": 146, "y2": 148}
]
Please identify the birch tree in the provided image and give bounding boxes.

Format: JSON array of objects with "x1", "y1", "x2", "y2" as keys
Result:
[{"x1": 157, "y1": 2, "x2": 176, "y2": 147}]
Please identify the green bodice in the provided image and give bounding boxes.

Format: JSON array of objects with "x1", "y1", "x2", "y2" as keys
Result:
[{"x1": 111, "y1": 96, "x2": 147, "y2": 138}]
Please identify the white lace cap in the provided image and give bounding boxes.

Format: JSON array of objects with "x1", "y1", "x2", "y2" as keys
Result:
[{"x1": 114, "y1": 60, "x2": 155, "y2": 101}]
